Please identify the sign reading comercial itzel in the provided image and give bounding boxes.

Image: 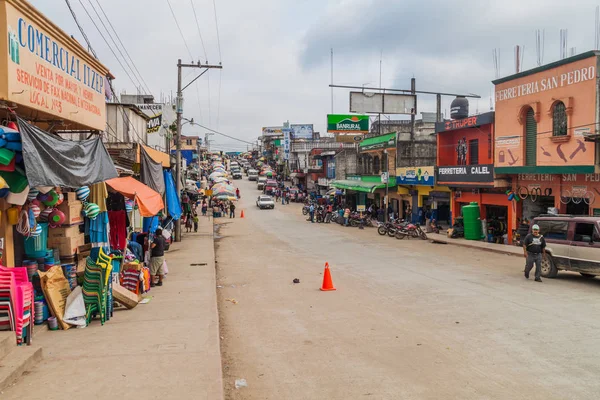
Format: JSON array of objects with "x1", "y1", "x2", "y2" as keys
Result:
[
  {"x1": 4, "y1": 2, "x2": 108, "y2": 131},
  {"x1": 327, "y1": 114, "x2": 369, "y2": 133}
]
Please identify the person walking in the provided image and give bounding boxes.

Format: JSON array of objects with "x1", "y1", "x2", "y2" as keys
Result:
[
  {"x1": 286, "y1": 191, "x2": 290, "y2": 204},
  {"x1": 523, "y1": 224, "x2": 546, "y2": 282},
  {"x1": 309, "y1": 203, "x2": 315, "y2": 223},
  {"x1": 150, "y1": 229, "x2": 166, "y2": 287},
  {"x1": 282, "y1": 192, "x2": 286, "y2": 205},
  {"x1": 193, "y1": 214, "x2": 199, "y2": 232},
  {"x1": 236, "y1": 188, "x2": 240, "y2": 199},
  {"x1": 344, "y1": 207, "x2": 350, "y2": 226},
  {"x1": 201, "y1": 201, "x2": 208, "y2": 216},
  {"x1": 185, "y1": 213, "x2": 193, "y2": 232},
  {"x1": 230, "y1": 202, "x2": 236, "y2": 218}
]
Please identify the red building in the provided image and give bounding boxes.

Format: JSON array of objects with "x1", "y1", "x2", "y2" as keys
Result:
[{"x1": 436, "y1": 112, "x2": 515, "y2": 243}]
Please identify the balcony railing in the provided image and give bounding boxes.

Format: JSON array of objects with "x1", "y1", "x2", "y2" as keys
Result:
[{"x1": 291, "y1": 141, "x2": 358, "y2": 152}]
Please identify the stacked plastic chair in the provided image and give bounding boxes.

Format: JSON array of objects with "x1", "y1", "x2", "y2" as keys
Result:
[
  {"x1": 0, "y1": 266, "x2": 34, "y2": 344},
  {"x1": 82, "y1": 248, "x2": 112, "y2": 325}
]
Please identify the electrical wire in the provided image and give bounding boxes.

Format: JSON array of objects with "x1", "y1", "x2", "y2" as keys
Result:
[
  {"x1": 190, "y1": 0, "x2": 208, "y2": 62},
  {"x1": 212, "y1": 0, "x2": 223, "y2": 63},
  {"x1": 212, "y1": 0, "x2": 223, "y2": 130},
  {"x1": 166, "y1": 0, "x2": 194, "y2": 60},
  {"x1": 76, "y1": 0, "x2": 139, "y2": 89},
  {"x1": 192, "y1": 122, "x2": 254, "y2": 145},
  {"x1": 94, "y1": 0, "x2": 153, "y2": 94},
  {"x1": 85, "y1": 0, "x2": 148, "y2": 94},
  {"x1": 64, "y1": 0, "x2": 98, "y2": 58}
]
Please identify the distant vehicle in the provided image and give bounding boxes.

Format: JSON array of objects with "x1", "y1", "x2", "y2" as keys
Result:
[
  {"x1": 264, "y1": 180, "x2": 278, "y2": 195},
  {"x1": 232, "y1": 170, "x2": 243, "y2": 179},
  {"x1": 257, "y1": 176, "x2": 267, "y2": 190},
  {"x1": 289, "y1": 188, "x2": 304, "y2": 202},
  {"x1": 256, "y1": 195, "x2": 275, "y2": 209},
  {"x1": 248, "y1": 169, "x2": 259, "y2": 181},
  {"x1": 530, "y1": 215, "x2": 600, "y2": 278}
]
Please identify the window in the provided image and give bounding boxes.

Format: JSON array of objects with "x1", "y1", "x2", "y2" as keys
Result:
[
  {"x1": 552, "y1": 101, "x2": 568, "y2": 137},
  {"x1": 574, "y1": 223, "x2": 595, "y2": 243},
  {"x1": 373, "y1": 156, "x2": 380, "y2": 174},
  {"x1": 469, "y1": 139, "x2": 479, "y2": 165},
  {"x1": 525, "y1": 108, "x2": 537, "y2": 166},
  {"x1": 186, "y1": 139, "x2": 193, "y2": 146},
  {"x1": 537, "y1": 220, "x2": 568, "y2": 241}
]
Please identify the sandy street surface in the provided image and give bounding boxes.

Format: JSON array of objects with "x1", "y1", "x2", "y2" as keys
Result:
[{"x1": 216, "y1": 178, "x2": 600, "y2": 400}]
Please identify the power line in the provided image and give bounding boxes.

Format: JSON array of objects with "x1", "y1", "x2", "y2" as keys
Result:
[
  {"x1": 94, "y1": 0, "x2": 153, "y2": 94},
  {"x1": 85, "y1": 0, "x2": 148, "y2": 94},
  {"x1": 166, "y1": 0, "x2": 193, "y2": 60},
  {"x1": 76, "y1": 0, "x2": 139, "y2": 89},
  {"x1": 212, "y1": 0, "x2": 223, "y2": 63},
  {"x1": 190, "y1": 0, "x2": 208, "y2": 62},
  {"x1": 192, "y1": 122, "x2": 254, "y2": 145},
  {"x1": 64, "y1": 0, "x2": 98, "y2": 58}
]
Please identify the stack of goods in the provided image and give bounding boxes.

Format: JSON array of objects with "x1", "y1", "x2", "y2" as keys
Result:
[
  {"x1": 43, "y1": 251, "x2": 55, "y2": 272},
  {"x1": 82, "y1": 247, "x2": 112, "y2": 325},
  {"x1": 23, "y1": 260, "x2": 38, "y2": 281},
  {"x1": 34, "y1": 301, "x2": 45, "y2": 325},
  {"x1": 61, "y1": 264, "x2": 77, "y2": 290},
  {"x1": 47, "y1": 193, "x2": 85, "y2": 265},
  {"x1": 0, "y1": 266, "x2": 34, "y2": 344},
  {"x1": 121, "y1": 268, "x2": 141, "y2": 294}
]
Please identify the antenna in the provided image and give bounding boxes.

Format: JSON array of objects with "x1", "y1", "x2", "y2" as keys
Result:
[
  {"x1": 514, "y1": 45, "x2": 524, "y2": 73},
  {"x1": 560, "y1": 29, "x2": 568, "y2": 59},
  {"x1": 492, "y1": 48, "x2": 500, "y2": 78},
  {"x1": 535, "y1": 29, "x2": 545, "y2": 66},
  {"x1": 570, "y1": 47, "x2": 576, "y2": 57},
  {"x1": 330, "y1": 48, "x2": 334, "y2": 114}
]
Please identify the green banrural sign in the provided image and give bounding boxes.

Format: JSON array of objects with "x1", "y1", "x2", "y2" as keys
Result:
[{"x1": 327, "y1": 114, "x2": 369, "y2": 133}]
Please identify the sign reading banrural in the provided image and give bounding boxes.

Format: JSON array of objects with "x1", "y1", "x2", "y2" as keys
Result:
[
  {"x1": 4, "y1": 3, "x2": 107, "y2": 130},
  {"x1": 327, "y1": 114, "x2": 369, "y2": 133}
]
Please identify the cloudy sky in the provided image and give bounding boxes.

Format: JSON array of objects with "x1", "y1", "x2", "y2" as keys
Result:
[{"x1": 31, "y1": 0, "x2": 600, "y2": 151}]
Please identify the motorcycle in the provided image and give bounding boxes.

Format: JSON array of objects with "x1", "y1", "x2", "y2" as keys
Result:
[{"x1": 395, "y1": 223, "x2": 428, "y2": 240}]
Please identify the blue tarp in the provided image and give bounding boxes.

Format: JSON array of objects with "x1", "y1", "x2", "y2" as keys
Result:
[
  {"x1": 143, "y1": 216, "x2": 159, "y2": 233},
  {"x1": 164, "y1": 170, "x2": 182, "y2": 220}
]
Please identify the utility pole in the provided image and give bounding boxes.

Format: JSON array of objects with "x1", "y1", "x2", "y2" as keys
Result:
[{"x1": 175, "y1": 59, "x2": 222, "y2": 242}]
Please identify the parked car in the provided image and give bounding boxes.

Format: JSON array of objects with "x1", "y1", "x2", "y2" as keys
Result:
[
  {"x1": 530, "y1": 215, "x2": 600, "y2": 278},
  {"x1": 257, "y1": 176, "x2": 267, "y2": 190},
  {"x1": 248, "y1": 169, "x2": 259, "y2": 181},
  {"x1": 256, "y1": 195, "x2": 275, "y2": 209}
]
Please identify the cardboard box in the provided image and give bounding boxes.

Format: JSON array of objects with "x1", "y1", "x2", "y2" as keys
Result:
[
  {"x1": 57, "y1": 200, "x2": 83, "y2": 225},
  {"x1": 48, "y1": 224, "x2": 82, "y2": 239},
  {"x1": 64, "y1": 192, "x2": 78, "y2": 203},
  {"x1": 48, "y1": 233, "x2": 85, "y2": 256},
  {"x1": 113, "y1": 283, "x2": 139, "y2": 309}
]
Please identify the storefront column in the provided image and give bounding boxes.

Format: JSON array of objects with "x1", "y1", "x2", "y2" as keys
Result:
[{"x1": 0, "y1": 200, "x2": 15, "y2": 267}]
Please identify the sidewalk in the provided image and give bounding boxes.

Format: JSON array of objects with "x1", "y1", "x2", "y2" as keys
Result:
[
  {"x1": 2, "y1": 217, "x2": 223, "y2": 400},
  {"x1": 429, "y1": 232, "x2": 523, "y2": 257}
]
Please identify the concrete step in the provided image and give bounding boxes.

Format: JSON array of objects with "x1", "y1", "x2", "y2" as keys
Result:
[
  {"x1": 0, "y1": 345, "x2": 42, "y2": 393},
  {"x1": 0, "y1": 332, "x2": 14, "y2": 360}
]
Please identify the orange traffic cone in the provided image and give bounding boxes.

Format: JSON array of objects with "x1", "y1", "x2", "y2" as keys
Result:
[
  {"x1": 240, "y1": 210, "x2": 245, "y2": 218},
  {"x1": 320, "y1": 262, "x2": 336, "y2": 291}
]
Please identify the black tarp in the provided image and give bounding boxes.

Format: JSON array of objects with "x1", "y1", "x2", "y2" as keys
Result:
[
  {"x1": 18, "y1": 117, "x2": 118, "y2": 188},
  {"x1": 140, "y1": 146, "x2": 165, "y2": 195}
]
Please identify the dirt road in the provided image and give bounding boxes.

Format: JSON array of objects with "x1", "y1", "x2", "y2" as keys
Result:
[{"x1": 216, "y1": 178, "x2": 600, "y2": 400}]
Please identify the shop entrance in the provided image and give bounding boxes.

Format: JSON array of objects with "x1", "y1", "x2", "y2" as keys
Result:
[
  {"x1": 522, "y1": 196, "x2": 555, "y2": 221},
  {"x1": 485, "y1": 205, "x2": 509, "y2": 243},
  {"x1": 566, "y1": 201, "x2": 590, "y2": 216}
]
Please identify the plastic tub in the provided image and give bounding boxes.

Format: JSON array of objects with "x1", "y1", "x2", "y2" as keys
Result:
[{"x1": 24, "y1": 222, "x2": 48, "y2": 258}]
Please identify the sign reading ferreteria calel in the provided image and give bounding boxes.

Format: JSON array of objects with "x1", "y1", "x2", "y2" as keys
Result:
[
  {"x1": 1, "y1": 0, "x2": 110, "y2": 131},
  {"x1": 327, "y1": 114, "x2": 369, "y2": 133},
  {"x1": 436, "y1": 164, "x2": 494, "y2": 183},
  {"x1": 396, "y1": 166, "x2": 435, "y2": 186}
]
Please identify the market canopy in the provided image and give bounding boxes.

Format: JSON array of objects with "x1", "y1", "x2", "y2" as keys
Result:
[
  {"x1": 359, "y1": 132, "x2": 397, "y2": 152},
  {"x1": 330, "y1": 180, "x2": 395, "y2": 193},
  {"x1": 106, "y1": 177, "x2": 164, "y2": 217}
]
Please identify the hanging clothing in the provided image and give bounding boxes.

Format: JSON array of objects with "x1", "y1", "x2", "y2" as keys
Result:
[
  {"x1": 108, "y1": 211, "x2": 127, "y2": 251},
  {"x1": 107, "y1": 191, "x2": 126, "y2": 211},
  {"x1": 90, "y1": 182, "x2": 109, "y2": 212},
  {"x1": 89, "y1": 212, "x2": 110, "y2": 247}
]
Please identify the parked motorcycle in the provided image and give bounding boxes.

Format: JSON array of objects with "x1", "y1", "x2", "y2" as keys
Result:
[{"x1": 395, "y1": 223, "x2": 428, "y2": 240}]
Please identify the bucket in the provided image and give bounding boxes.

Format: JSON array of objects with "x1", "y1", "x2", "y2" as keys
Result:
[
  {"x1": 24, "y1": 222, "x2": 48, "y2": 258},
  {"x1": 6, "y1": 206, "x2": 18, "y2": 225},
  {"x1": 47, "y1": 316, "x2": 58, "y2": 330}
]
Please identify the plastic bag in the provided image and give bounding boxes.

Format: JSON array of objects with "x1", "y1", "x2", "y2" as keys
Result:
[
  {"x1": 162, "y1": 260, "x2": 169, "y2": 275},
  {"x1": 63, "y1": 286, "x2": 87, "y2": 327}
]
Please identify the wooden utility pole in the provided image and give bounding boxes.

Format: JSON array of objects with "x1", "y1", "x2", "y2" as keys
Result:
[{"x1": 175, "y1": 59, "x2": 222, "y2": 242}]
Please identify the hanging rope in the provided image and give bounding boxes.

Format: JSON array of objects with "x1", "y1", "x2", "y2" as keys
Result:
[{"x1": 16, "y1": 208, "x2": 32, "y2": 237}]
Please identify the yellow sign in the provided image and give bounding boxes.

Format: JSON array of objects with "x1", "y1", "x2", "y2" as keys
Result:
[
  {"x1": 205, "y1": 189, "x2": 213, "y2": 196},
  {"x1": 2, "y1": 0, "x2": 109, "y2": 130}
]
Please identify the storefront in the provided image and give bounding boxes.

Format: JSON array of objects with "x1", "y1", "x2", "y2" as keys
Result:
[
  {"x1": 493, "y1": 51, "x2": 600, "y2": 224},
  {"x1": 436, "y1": 111, "x2": 515, "y2": 242},
  {"x1": 396, "y1": 166, "x2": 451, "y2": 225}
]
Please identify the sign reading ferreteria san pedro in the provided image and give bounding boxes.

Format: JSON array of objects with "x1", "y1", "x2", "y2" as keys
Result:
[
  {"x1": 327, "y1": 114, "x2": 369, "y2": 133},
  {"x1": 2, "y1": 0, "x2": 109, "y2": 131}
]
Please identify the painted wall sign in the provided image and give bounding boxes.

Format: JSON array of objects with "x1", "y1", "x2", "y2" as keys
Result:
[
  {"x1": 2, "y1": 2, "x2": 109, "y2": 130},
  {"x1": 283, "y1": 128, "x2": 291, "y2": 160},
  {"x1": 435, "y1": 112, "x2": 494, "y2": 133},
  {"x1": 436, "y1": 164, "x2": 494, "y2": 183},
  {"x1": 262, "y1": 126, "x2": 282, "y2": 136},
  {"x1": 291, "y1": 124, "x2": 313, "y2": 139},
  {"x1": 327, "y1": 114, "x2": 369, "y2": 133},
  {"x1": 396, "y1": 166, "x2": 435, "y2": 186}
]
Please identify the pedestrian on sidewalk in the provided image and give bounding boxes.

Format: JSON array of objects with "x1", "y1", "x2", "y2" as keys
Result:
[
  {"x1": 309, "y1": 203, "x2": 315, "y2": 223},
  {"x1": 193, "y1": 214, "x2": 199, "y2": 232},
  {"x1": 201, "y1": 200, "x2": 208, "y2": 216},
  {"x1": 236, "y1": 188, "x2": 240, "y2": 199},
  {"x1": 523, "y1": 224, "x2": 546, "y2": 282},
  {"x1": 344, "y1": 207, "x2": 350, "y2": 226},
  {"x1": 185, "y1": 213, "x2": 193, "y2": 232},
  {"x1": 150, "y1": 229, "x2": 166, "y2": 287},
  {"x1": 286, "y1": 192, "x2": 290, "y2": 204},
  {"x1": 230, "y1": 202, "x2": 236, "y2": 218},
  {"x1": 282, "y1": 193, "x2": 286, "y2": 205}
]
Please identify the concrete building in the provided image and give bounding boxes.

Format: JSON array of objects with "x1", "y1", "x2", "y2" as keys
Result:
[{"x1": 105, "y1": 103, "x2": 149, "y2": 144}]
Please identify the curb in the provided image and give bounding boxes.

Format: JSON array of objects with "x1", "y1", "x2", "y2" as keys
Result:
[{"x1": 430, "y1": 238, "x2": 522, "y2": 258}]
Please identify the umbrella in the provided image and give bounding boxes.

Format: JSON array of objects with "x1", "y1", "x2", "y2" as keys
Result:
[
  {"x1": 212, "y1": 177, "x2": 229, "y2": 184},
  {"x1": 213, "y1": 193, "x2": 237, "y2": 201},
  {"x1": 209, "y1": 171, "x2": 226, "y2": 179}
]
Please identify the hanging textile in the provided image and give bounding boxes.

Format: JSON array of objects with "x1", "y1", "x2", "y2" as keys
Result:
[
  {"x1": 17, "y1": 117, "x2": 117, "y2": 188},
  {"x1": 164, "y1": 170, "x2": 182, "y2": 220},
  {"x1": 140, "y1": 146, "x2": 165, "y2": 195},
  {"x1": 90, "y1": 182, "x2": 109, "y2": 212},
  {"x1": 108, "y1": 211, "x2": 127, "y2": 251}
]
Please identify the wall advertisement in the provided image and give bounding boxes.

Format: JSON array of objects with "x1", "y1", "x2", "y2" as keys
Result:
[
  {"x1": 283, "y1": 128, "x2": 291, "y2": 160},
  {"x1": 262, "y1": 126, "x2": 283, "y2": 137},
  {"x1": 396, "y1": 166, "x2": 435, "y2": 186},
  {"x1": 2, "y1": 1, "x2": 109, "y2": 130},
  {"x1": 327, "y1": 114, "x2": 369, "y2": 133},
  {"x1": 291, "y1": 124, "x2": 313, "y2": 139}
]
